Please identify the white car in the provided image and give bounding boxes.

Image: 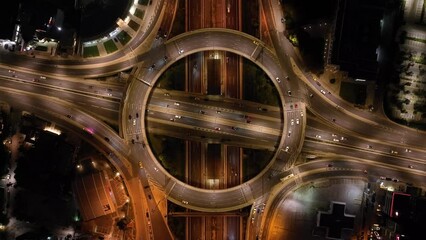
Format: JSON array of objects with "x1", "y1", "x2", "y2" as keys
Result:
[
  {"x1": 291, "y1": 119, "x2": 294, "y2": 125},
  {"x1": 296, "y1": 119, "x2": 300, "y2": 125},
  {"x1": 175, "y1": 115, "x2": 181, "y2": 119},
  {"x1": 132, "y1": 119, "x2": 136, "y2": 126},
  {"x1": 284, "y1": 146, "x2": 290, "y2": 152},
  {"x1": 174, "y1": 102, "x2": 180, "y2": 106},
  {"x1": 320, "y1": 89, "x2": 326, "y2": 95}
]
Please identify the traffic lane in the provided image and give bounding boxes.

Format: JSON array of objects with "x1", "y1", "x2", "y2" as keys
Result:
[
  {"x1": 150, "y1": 88, "x2": 282, "y2": 118},
  {"x1": 307, "y1": 91, "x2": 426, "y2": 148},
  {"x1": 225, "y1": 0, "x2": 239, "y2": 30},
  {"x1": 224, "y1": 52, "x2": 240, "y2": 98},
  {"x1": 0, "y1": 67, "x2": 125, "y2": 98},
  {"x1": 306, "y1": 119, "x2": 426, "y2": 164},
  {"x1": 188, "y1": 0, "x2": 203, "y2": 30},
  {"x1": 0, "y1": 83, "x2": 119, "y2": 124},
  {"x1": 189, "y1": 142, "x2": 203, "y2": 188},
  {"x1": 226, "y1": 146, "x2": 241, "y2": 187},
  {"x1": 145, "y1": 116, "x2": 280, "y2": 147},
  {"x1": 149, "y1": 96, "x2": 282, "y2": 130},
  {"x1": 146, "y1": 111, "x2": 281, "y2": 142},
  {"x1": 302, "y1": 139, "x2": 426, "y2": 174}
]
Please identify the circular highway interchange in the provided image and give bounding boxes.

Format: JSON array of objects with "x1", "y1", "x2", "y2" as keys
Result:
[{"x1": 123, "y1": 28, "x2": 305, "y2": 211}]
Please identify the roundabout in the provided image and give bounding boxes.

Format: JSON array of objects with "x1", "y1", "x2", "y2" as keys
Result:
[{"x1": 122, "y1": 28, "x2": 306, "y2": 211}]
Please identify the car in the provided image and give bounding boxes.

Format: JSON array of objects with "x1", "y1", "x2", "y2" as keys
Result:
[
  {"x1": 281, "y1": 17, "x2": 285, "y2": 23},
  {"x1": 296, "y1": 119, "x2": 300, "y2": 125},
  {"x1": 40, "y1": 76, "x2": 46, "y2": 79},
  {"x1": 164, "y1": 93, "x2": 170, "y2": 96},
  {"x1": 136, "y1": 113, "x2": 139, "y2": 118},
  {"x1": 333, "y1": 138, "x2": 339, "y2": 142},
  {"x1": 320, "y1": 89, "x2": 326, "y2": 95},
  {"x1": 287, "y1": 90, "x2": 292, "y2": 96},
  {"x1": 405, "y1": 148, "x2": 411, "y2": 152},
  {"x1": 390, "y1": 150, "x2": 398, "y2": 155},
  {"x1": 175, "y1": 115, "x2": 181, "y2": 119},
  {"x1": 104, "y1": 137, "x2": 110, "y2": 142},
  {"x1": 170, "y1": 118, "x2": 174, "y2": 122},
  {"x1": 215, "y1": 127, "x2": 221, "y2": 131},
  {"x1": 275, "y1": 77, "x2": 281, "y2": 83},
  {"x1": 231, "y1": 126, "x2": 238, "y2": 130},
  {"x1": 174, "y1": 102, "x2": 180, "y2": 106},
  {"x1": 288, "y1": 130, "x2": 292, "y2": 137},
  {"x1": 309, "y1": 93, "x2": 314, "y2": 98},
  {"x1": 327, "y1": 163, "x2": 333, "y2": 167},
  {"x1": 291, "y1": 119, "x2": 294, "y2": 125},
  {"x1": 138, "y1": 161, "x2": 144, "y2": 168},
  {"x1": 216, "y1": 110, "x2": 221, "y2": 114},
  {"x1": 300, "y1": 112, "x2": 304, "y2": 117},
  {"x1": 315, "y1": 135, "x2": 321, "y2": 138},
  {"x1": 132, "y1": 119, "x2": 136, "y2": 126},
  {"x1": 340, "y1": 136, "x2": 347, "y2": 140},
  {"x1": 284, "y1": 146, "x2": 290, "y2": 152},
  {"x1": 408, "y1": 165, "x2": 414, "y2": 169}
]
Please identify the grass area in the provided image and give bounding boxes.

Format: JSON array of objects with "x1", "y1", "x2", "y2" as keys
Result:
[
  {"x1": 156, "y1": 60, "x2": 185, "y2": 90},
  {"x1": 116, "y1": 31, "x2": 132, "y2": 46},
  {"x1": 83, "y1": 45, "x2": 100, "y2": 58},
  {"x1": 242, "y1": 149, "x2": 273, "y2": 182},
  {"x1": 339, "y1": 82, "x2": 367, "y2": 105},
  {"x1": 134, "y1": 8, "x2": 145, "y2": 19},
  {"x1": 147, "y1": 134, "x2": 185, "y2": 181},
  {"x1": 243, "y1": 59, "x2": 280, "y2": 106},
  {"x1": 128, "y1": 20, "x2": 140, "y2": 32},
  {"x1": 103, "y1": 39, "x2": 118, "y2": 54},
  {"x1": 138, "y1": 0, "x2": 150, "y2": 5}
]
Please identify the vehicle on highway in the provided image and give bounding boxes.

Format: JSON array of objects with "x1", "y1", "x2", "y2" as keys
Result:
[
  {"x1": 132, "y1": 119, "x2": 136, "y2": 126},
  {"x1": 408, "y1": 165, "x2": 414, "y2": 169},
  {"x1": 231, "y1": 126, "x2": 238, "y2": 130},
  {"x1": 40, "y1": 76, "x2": 46, "y2": 79},
  {"x1": 138, "y1": 161, "x2": 144, "y2": 168},
  {"x1": 333, "y1": 138, "x2": 339, "y2": 142},
  {"x1": 174, "y1": 102, "x2": 180, "y2": 106},
  {"x1": 175, "y1": 115, "x2": 181, "y2": 119},
  {"x1": 296, "y1": 119, "x2": 300, "y2": 125},
  {"x1": 291, "y1": 119, "x2": 294, "y2": 125},
  {"x1": 287, "y1": 90, "x2": 292, "y2": 96},
  {"x1": 288, "y1": 130, "x2": 291, "y2": 137},
  {"x1": 320, "y1": 89, "x2": 326, "y2": 95},
  {"x1": 214, "y1": 127, "x2": 221, "y2": 131},
  {"x1": 390, "y1": 150, "x2": 398, "y2": 155},
  {"x1": 275, "y1": 77, "x2": 280, "y2": 83},
  {"x1": 315, "y1": 135, "x2": 321, "y2": 138},
  {"x1": 284, "y1": 146, "x2": 290, "y2": 152}
]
